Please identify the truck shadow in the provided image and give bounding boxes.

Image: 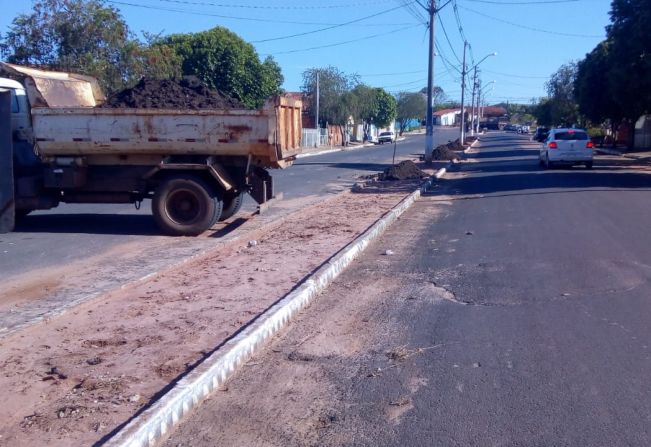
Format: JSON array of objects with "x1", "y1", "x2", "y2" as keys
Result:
[{"x1": 14, "y1": 213, "x2": 161, "y2": 236}]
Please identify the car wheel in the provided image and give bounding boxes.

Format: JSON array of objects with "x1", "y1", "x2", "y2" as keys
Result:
[
  {"x1": 545, "y1": 154, "x2": 552, "y2": 169},
  {"x1": 585, "y1": 161, "x2": 593, "y2": 169}
]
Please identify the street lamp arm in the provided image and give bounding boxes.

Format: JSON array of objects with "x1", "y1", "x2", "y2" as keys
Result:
[{"x1": 470, "y1": 52, "x2": 497, "y2": 71}]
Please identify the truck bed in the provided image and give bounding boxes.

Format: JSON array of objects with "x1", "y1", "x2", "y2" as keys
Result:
[{"x1": 31, "y1": 96, "x2": 302, "y2": 168}]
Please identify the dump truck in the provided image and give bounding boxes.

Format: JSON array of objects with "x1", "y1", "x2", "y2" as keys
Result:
[{"x1": 0, "y1": 63, "x2": 302, "y2": 235}]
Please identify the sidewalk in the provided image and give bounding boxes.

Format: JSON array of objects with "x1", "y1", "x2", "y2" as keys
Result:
[{"x1": 595, "y1": 146, "x2": 651, "y2": 162}]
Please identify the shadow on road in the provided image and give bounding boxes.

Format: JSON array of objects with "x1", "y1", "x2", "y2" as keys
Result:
[{"x1": 13, "y1": 213, "x2": 161, "y2": 236}]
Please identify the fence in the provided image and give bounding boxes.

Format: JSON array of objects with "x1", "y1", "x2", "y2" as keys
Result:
[{"x1": 301, "y1": 128, "x2": 330, "y2": 148}]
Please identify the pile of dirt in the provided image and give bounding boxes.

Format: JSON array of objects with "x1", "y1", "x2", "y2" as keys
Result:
[
  {"x1": 379, "y1": 160, "x2": 427, "y2": 181},
  {"x1": 101, "y1": 76, "x2": 243, "y2": 109},
  {"x1": 431, "y1": 142, "x2": 461, "y2": 161},
  {"x1": 445, "y1": 139, "x2": 465, "y2": 151}
]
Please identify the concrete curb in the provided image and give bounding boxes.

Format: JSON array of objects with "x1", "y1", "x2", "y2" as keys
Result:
[{"x1": 104, "y1": 162, "x2": 451, "y2": 447}]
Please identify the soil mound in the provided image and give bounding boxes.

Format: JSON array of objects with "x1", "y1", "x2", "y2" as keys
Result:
[
  {"x1": 432, "y1": 142, "x2": 461, "y2": 161},
  {"x1": 101, "y1": 76, "x2": 243, "y2": 109},
  {"x1": 445, "y1": 138, "x2": 465, "y2": 151},
  {"x1": 380, "y1": 160, "x2": 427, "y2": 181}
]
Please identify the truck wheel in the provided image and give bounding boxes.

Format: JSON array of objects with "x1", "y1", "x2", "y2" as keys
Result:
[
  {"x1": 152, "y1": 176, "x2": 222, "y2": 236},
  {"x1": 219, "y1": 192, "x2": 244, "y2": 221}
]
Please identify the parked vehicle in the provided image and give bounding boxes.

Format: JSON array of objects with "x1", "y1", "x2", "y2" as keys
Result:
[
  {"x1": 377, "y1": 131, "x2": 395, "y2": 144},
  {"x1": 539, "y1": 128, "x2": 594, "y2": 169},
  {"x1": 517, "y1": 125, "x2": 530, "y2": 134},
  {"x1": 532, "y1": 127, "x2": 549, "y2": 142},
  {"x1": 0, "y1": 63, "x2": 302, "y2": 236}
]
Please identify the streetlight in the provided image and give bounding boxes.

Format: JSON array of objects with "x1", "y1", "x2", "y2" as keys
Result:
[{"x1": 461, "y1": 52, "x2": 497, "y2": 144}]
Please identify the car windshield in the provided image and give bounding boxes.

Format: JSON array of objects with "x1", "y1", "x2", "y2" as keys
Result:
[
  {"x1": 380, "y1": 132, "x2": 391, "y2": 136},
  {"x1": 555, "y1": 131, "x2": 588, "y2": 140}
]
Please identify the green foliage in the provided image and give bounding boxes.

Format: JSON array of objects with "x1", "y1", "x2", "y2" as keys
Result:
[
  {"x1": 0, "y1": 0, "x2": 180, "y2": 94},
  {"x1": 302, "y1": 66, "x2": 358, "y2": 126},
  {"x1": 396, "y1": 92, "x2": 426, "y2": 134},
  {"x1": 163, "y1": 27, "x2": 283, "y2": 109},
  {"x1": 543, "y1": 62, "x2": 579, "y2": 127},
  {"x1": 574, "y1": 41, "x2": 620, "y2": 125},
  {"x1": 606, "y1": 0, "x2": 651, "y2": 119},
  {"x1": 373, "y1": 88, "x2": 397, "y2": 128}
]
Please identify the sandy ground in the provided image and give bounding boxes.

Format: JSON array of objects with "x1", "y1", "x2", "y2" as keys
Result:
[
  {"x1": 161, "y1": 198, "x2": 447, "y2": 447},
  {"x1": 0, "y1": 185, "x2": 424, "y2": 447}
]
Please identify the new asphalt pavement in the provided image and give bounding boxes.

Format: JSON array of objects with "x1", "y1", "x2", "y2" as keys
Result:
[{"x1": 162, "y1": 131, "x2": 651, "y2": 447}]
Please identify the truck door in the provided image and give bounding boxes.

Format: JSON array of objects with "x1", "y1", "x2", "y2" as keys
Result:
[{"x1": 0, "y1": 89, "x2": 15, "y2": 233}]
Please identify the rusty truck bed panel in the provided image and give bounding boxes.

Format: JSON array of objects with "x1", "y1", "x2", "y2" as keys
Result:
[{"x1": 31, "y1": 96, "x2": 302, "y2": 168}]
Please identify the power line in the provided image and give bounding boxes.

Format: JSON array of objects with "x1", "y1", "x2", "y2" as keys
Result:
[
  {"x1": 108, "y1": 0, "x2": 414, "y2": 25},
  {"x1": 252, "y1": 4, "x2": 412, "y2": 43},
  {"x1": 459, "y1": 5, "x2": 604, "y2": 38},
  {"x1": 263, "y1": 25, "x2": 419, "y2": 55},
  {"x1": 461, "y1": 0, "x2": 579, "y2": 4},
  {"x1": 152, "y1": 0, "x2": 397, "y2": 9},
  {"x1": 437, "y1": 15, "x2": 462, "y2": 64},
  {"x1": 452, "y1": 0, "x2": 474, "y2": 64},
  {"x1": 483, "y1": 69, "x2": 549, "y2": 79},
  {"x1": 360, "y1": 70, "x2": 426, "y2": 77},
  {"x1": 396, "y1": 0, "x2": 428, "y2": 24},
  {"x1": 382, "y1": 77, "x2": 428, "y2": 88}
]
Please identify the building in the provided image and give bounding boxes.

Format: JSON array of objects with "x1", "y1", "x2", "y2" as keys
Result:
[{"x1": 434, "y1": 108, "x2": 460, "y2": 126}]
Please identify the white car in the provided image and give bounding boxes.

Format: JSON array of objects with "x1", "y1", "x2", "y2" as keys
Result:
[
  {"x1": 377, "y1": 131, "x2": 395, "y2": 144},
  {"x1": 539, "y1": 128, "x2": 594, "y2": 169}
]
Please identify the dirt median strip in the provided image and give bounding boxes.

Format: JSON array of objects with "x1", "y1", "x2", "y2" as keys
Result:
[{"x1": 0, "y1": 179, "x2": 443, "y2": 447}]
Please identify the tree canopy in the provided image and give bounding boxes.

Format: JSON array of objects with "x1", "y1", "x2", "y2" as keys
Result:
[
  {"x1": 301, "y1": 66, "x2": 396, "y2": 128},
  {"x1": 162, "y1": 27, "x2": 283, "y2": 109},
  {"x1": 0, "y1": 0, "x2": 180, "y2": 94},
  {"x1": 396, "y1": 92, "x2": 426, "y2": 135}
]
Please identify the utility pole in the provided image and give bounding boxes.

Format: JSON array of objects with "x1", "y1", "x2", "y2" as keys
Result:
[
  {"x1": 315, "y1": 71, "x2": 320, "y2": 134},
  {"x1": 420, "y1": 0, "x2": 451, "y2": 162},
  {"x1": 470, "y1": 67, "x2": 477, "y2": 136},
  {"x1": 476, "y1": 79, "x2": 482, "y2": 134},
  {"x1": 424, "y1": 0, "x2": 437, "y2": 162},
  {"x1": 459, "y1": 41, "x2": 467, "y2": 145}
]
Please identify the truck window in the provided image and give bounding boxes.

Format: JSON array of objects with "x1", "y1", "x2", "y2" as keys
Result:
[{"x1": 11, "y1": 91, "x2": 19, "y2": 113}]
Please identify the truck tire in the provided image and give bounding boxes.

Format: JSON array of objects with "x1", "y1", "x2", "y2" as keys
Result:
[
  {"x1": 152, "y1": 176, "x2": 222, "y2": 236},
  {"x1": 219, "y1": 191, "x2": 244, "y2": 221}
]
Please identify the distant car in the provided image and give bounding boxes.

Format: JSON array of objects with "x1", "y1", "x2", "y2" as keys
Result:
[
  {"x1": 517, "y1": 125, "x2": 530, "y2": 134},
  {"x1": 539, "y1": 128, "x2": 594, "y2": 169},
  {"x1": 532, "y1": 127, "x2": 549, "y2": 142},
  {"x1": 504, "y1": 124, "x2": 517, "y2": 131},
  {"x1": 377, "y1": 131, "x2": 395, "y2": 144}
]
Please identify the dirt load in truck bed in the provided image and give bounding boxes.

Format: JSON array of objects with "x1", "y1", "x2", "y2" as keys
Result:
[{"x1": 101, "y1": 76, "x2": 244, "y2": 109}]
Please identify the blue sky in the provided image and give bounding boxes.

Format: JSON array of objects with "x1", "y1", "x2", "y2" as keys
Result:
[{"x1": 2, "y1": 0, "x2": 612, "y2": 105}]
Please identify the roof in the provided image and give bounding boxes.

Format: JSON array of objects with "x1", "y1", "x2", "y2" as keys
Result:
[
  {"x1": 0, "y1": 78, "x2": 24, "y2": 90},
  {"x1": 433, "y1": 108, "x2": 460, "y2": 116}
]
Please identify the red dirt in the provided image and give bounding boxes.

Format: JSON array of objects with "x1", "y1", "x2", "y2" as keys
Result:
[{"x1": 0, "y1": 190, "x2": 412, "y2": 447}]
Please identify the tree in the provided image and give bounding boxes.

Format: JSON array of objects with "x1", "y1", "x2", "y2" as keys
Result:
[
  {"x1": 301, "y1": 66, "x2": 359, "y2": 127},
  {"x1": 163, "y1": 27, "x2": 283, "y2": 109},
  {"x1": 606, "y1": 0, "x2": 651, "y2": 119},
  {"x1": 575, "y1": 41, "x2": 621, "y2": 125},
  {"x1": 544, "y1": 63, "x2": 579, "y2": 126},
  {"x1": 0, "y1": 0, "x2": 179, "y2": 94},
  {"x1": 373, "y1": 88, "x2": 397, "y2": 128},
  {"x1": 419, "y1": 86, "x2": 446, "y2": 107},
  {"x1": 396, "y1": 92, "x2": 426, "y2": 135}
]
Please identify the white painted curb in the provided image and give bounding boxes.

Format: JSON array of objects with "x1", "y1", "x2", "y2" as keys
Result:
[{"x1": 104, "y1": 163, "x2": 451, "y2": 447}]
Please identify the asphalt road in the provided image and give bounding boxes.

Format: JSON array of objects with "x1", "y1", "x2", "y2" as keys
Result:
[
  {"x1": 0, "y1": 128, "x2": 458, "y2": 279},
  {"x1": 163, "y1": 132, "x2": 651, "y2": 446}
]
